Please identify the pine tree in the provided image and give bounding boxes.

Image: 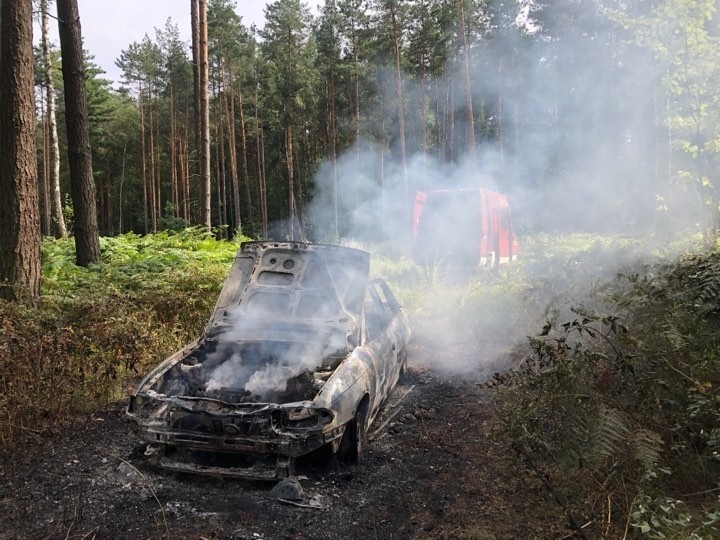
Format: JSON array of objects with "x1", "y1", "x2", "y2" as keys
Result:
[
  {"x1": 261, "y1": 0, "x2": 317, "y2": 239},
  {"x1": 0, "y1": 0, "x2": 42, "y2": 301},
  {"x1": 56, "y1": 0, "x2": 101, "y2": 266}
]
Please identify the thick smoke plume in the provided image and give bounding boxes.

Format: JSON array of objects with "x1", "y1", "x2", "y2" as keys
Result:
[
  {"x1": 202, "y1": 334, "x2": 341, "y2": 400},
  {"x1": 304, "y1": 1, "x2": 696, "y2": 378},
  {"x1": 195, "y1": 258, "x2": 366, "y2": 401}
]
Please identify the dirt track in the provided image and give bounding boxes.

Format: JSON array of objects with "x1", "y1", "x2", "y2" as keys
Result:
[{"x1": 0, "y1": 342, "x2": 569, "y2": 539}]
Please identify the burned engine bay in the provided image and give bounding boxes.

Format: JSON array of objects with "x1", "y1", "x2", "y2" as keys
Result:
[{"x1": 154, "y1": 337, "x2": 350, "y2": 405}]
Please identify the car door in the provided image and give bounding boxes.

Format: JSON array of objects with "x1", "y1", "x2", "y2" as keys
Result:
[
  {"x1": 365, "y1": 280, "x2": 406, "y2": 405},
  {"x1": 372, "y1": 280, "x2": 407, "y2": 385}
]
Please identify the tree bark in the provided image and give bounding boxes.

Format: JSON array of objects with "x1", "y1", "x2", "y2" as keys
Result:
[
  {"x1": 327, "y1": 69, "x2": 338, "y2": 238},
  {"x1": 41, "y1": 0, "x2": 67, "y2": 238},
  {"x1": 198, "y1": 0, "x2": 211, "y2": 230},
  {"x1": 287, "y1": 123, "x2": 296, "y2": 240},
  {"x1": 148, "y1": 101, "x2": 157, "y2": 232},
  {"x1": 140, "y1": 87, "x2": 149, "y2": 233},
  {"x1": 57, "y1": 0, "x2": 101, "y2": 267},
  {"x1": 255, "y1": 93, "x2": 268, "y2": 238},
  {"x1": 216, "y1": 119, "x2": 227, "y2": 233},
  {"x1": 191, "y1": 0, "x2": 201, "y2": 223},
  {"x1": 183, "y1": 127, "x2": 191, "y2": 221},
  {"x1": 389, "y1": 4, "x2": 408, "y2": 199},
  {"x1": 223, "y1": 63, "x2": 241, "y2": 235},
  {"x1": 351, "y1": 16, "x2": 361, "y2": 192},
  {"x1": 41, "y1": 99, "x2": 51, "y2": 236},
  {"x1": 237, "y1": 80, "x2": 253, "y2": 235},
  {"x1": 459, "y1": 0, "x2": 477, "y2": 162},
  {"x1": 169, "y1": 77, "x2": 178, "y2": 217},
  {"x1": 0, "y1": 0, "x2": 42, "y2": 301}
]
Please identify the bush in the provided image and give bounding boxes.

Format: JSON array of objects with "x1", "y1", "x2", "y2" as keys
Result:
[
  {"x1": 490, "y1": 242, "x2": 720, "y2": 537},
  {"x1": 0, "y1": 229, "x2": 246, "y2": 450}
]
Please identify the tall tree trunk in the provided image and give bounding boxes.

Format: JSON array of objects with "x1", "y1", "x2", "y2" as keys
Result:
[
  {"x1": 170, "y1": 80, "x2": 178, "y2": 217},
  {"x1": 99, "y1": 175, "x2": 113, "y2": 236},
  {"x1": 255, "y1": 100, "x2": 268, "y2": 238},
  {"x1": 328, "y1": 69, "x2": 339, "y2": 238},
  {"x1": 390, "y1": 5, "x2": 408, "y2": 199},
  {"x1": 191, "y1": 6, "x2": 200, "y2": 152},
  {"x1": 148, "y1": 100, "x2": 157, "y2": 232},
  {"x1": 237, "y1": 81, "x2": 253, "y2": 235},
  {"x1": 216, "y1": 120, "x2": 227, "y2": 233},
  {"x1": 435, "y1": 78, "x2": 446, "y2": 162},
  {"x1": 41, "y1": 99, "x2": 52, "y2": 236},
  {"x1": 198, "y1": 0, "x2": 211, "y2": 230},
  {"x1": 380, "y1": 89, "x2": 386, "y2": 211},
  {"x1": 154, "y1": 108, "x2": 162, "y2": 224},
  {"x1": 183, "y1": 128, "x2": 191, "y2": 221},
  {"x1": 56, "y1": 0, "x2": 101, "y2": 267},
  {"x1": 459, "y1": 0, "x2": 476, "y2": 162},
  {"x1": 191, "y1": 0, "x2": 201, "y2": 224},
  {"x1": 260, "y1": 127, "x2": 268, "y2": 238},
  {"x1": 287, "y1": 124, "x2": 296, "y2": 240},
  {"x1": 118, "y1": 141, "x2": 127, "y2": 232},
  {"x1": 0, "y1": 0, "x2": 42, "y2": 301},
  {"x1": 178, "y1": 130, "x2": 187, "y2": 221},
  {"x1": 41, "y1": 0, "x2": 67, "y2": 238},
  {"x1": 352, "y1": 20, "x2": 361, "y2": 186},
  {"x1": 223, "y1": 64, "x2": 241, "y2": 235},
  {"x1": 449, "y1": 76, "x2": 456, "y2": 161},
  {"x1": 140, "y1": 90, "x2": 149, "y2": 234}
]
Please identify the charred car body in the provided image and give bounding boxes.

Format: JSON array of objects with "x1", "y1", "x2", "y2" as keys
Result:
[{"x1": 127, "y1": 242, "x2": 410, "y2": 480}]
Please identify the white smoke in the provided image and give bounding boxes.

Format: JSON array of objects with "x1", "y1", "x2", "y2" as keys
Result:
[
  {"x1": 204, "y1": 351, "x2": 245, "y2": 392},
  {"x1": 203, "y1": 339, "x2": 333, "y2": 399},
  {"x1": 300, "y1": 1, "x2": 700, "y2": 378}
]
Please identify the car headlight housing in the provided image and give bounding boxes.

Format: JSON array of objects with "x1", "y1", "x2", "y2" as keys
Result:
[{"x1": 274, "y1": 407, "x2": 334, "y2": 429}]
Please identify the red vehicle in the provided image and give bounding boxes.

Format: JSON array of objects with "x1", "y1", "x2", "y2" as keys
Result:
[{"x1": 413, "y1": 188, "x2": 519, "y2": 267}]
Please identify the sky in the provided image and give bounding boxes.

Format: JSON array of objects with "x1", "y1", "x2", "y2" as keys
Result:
[{"x1": 46, "y1": 0, "x2": 270, "y2": 84}]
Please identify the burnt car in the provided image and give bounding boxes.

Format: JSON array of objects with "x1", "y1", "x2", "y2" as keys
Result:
[{"x1": 127, "y1": 241, "x2": 410, "y2": 480}]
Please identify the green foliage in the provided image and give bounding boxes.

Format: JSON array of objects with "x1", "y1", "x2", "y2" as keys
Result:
[
  {"x1": 491, "y1": 236, "x2": 720, "y2": 536},
  {"x1": 631, "y1": 494, "x2": 720, "y2": 539},
  {"x1": 0, "y1": 230, "x2": 245, "y2": 449},
  {"x1": 157, "y1": 203, "x2": 191, "y2": 232},
  {"x1": 618, "y1": 0, "x2": 720, "y2": 239}
]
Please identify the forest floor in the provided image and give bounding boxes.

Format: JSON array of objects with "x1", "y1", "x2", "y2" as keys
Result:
[{"x1": 0, "y1": 337, "x2": 572, "y2": 540}]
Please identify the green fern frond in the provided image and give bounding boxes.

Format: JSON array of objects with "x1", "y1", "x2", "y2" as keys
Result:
[
  {"x1": 631, "y1": 429, "x2": 663, "y2": 468},
  {"x1": 661, "y1": 323, "x2": 687, "y2": 350},
  {"x1": 588, "y1": 407, "x2": 630, "y2": 465}
]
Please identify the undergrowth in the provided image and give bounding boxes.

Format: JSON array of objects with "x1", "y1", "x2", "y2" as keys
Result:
[
  {"x1": 490, "y1": 237, "x2": 720, "y2": 538},
  {"x1": 0, "y1": 228, "x2": 245, "y2": 450}
]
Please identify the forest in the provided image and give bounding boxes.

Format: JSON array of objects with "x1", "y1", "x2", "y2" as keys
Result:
[
  {"x1": 25, "y1": 0, "x2": 720, "y2": 245},
  {"x1": 2, "y1": 0, "x2": 720, "y2": 538}
]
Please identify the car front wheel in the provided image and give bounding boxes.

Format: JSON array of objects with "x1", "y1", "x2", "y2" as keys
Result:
[{"x1": 338, "y1": 409, "x2": 366, "y2": 464}]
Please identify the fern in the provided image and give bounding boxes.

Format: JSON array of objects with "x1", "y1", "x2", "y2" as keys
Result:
[
  {"x1": 631, "y1": 428, "x2": 663, "y2": 469},
  {"x1": 587, "y1": 407, "x2": 630, "y2": 466}
]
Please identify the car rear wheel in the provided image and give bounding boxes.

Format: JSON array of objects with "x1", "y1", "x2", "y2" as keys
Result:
[{"x1": 399, "y1": 349, "x2": 408, "y2": 378}]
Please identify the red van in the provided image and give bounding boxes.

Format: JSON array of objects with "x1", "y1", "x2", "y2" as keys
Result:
[{"x1": 413, "y1": 188, "x2": 519, "y2": 267}]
